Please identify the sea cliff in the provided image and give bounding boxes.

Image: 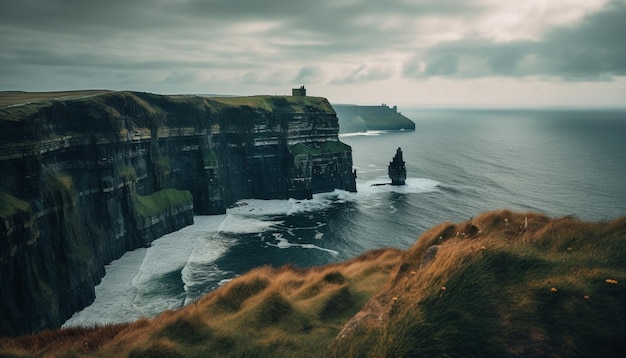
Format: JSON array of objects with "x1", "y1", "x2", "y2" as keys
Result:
[{"x1": 0, "y1": 91, "x2": 356, "y2": 336}]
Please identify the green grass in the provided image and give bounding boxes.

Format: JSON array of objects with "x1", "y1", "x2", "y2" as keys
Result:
[
  {"x1": 119, "y1": 166, "x2": 137, "y2": 183},
  {"x1": 290, "y1": 141, "x2": 351, "y2": 156},
  {"x1": 209, "y1": 95, "x2": 334, "y2": 114},
  {"x1": 134, "y1": 189, "x2": 193, "y2": 218},
  {"x1": 0, "y1": 191, "x2": 30, "y2": 218}
]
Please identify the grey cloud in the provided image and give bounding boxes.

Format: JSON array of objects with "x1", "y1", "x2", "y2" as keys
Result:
[
  {"x1": 331, "y1": 63, "x2": 397, "y2": 84},
  {"x1": 405, "y1": 1, "x2": 626, "y2": 80},
  {"x1": 2, "y1": 0, "x2": 621, "y2": 92},
  {"x1": 293, "y1": 66, "x2": 324, "y2": 84},
  {"x1": 1, "y1": 0, "x2": 481, "y2": 61}
]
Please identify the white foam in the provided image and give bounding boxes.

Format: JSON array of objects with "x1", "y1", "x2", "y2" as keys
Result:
[
  {"x1": 181, "y1": 235, "x2": 235, "y2": 304},
  {"x1": 131, "y1": 215, "x2": 226, "y2": 289},
  {"x1": 63, "y1": 248, "x2": 148, "y2": 327},
  {"x1": 217, "y1": 212, "x2": 280, "y2": 233},
  {"x1": 357, "y1": 177, "x2": 441, "y2": 195},
  {"x1": 354, "y1": 167, "x2": 386, "y2": 174},
  {"x1": 339, "y1": 130, "x2": 389, "y2": 137},
  {"x1": 64, "y1": 215, "x2": 228, "y2": 327},
  {"x1": 266, "y1": 233, "x2": 339, "y2": 255},
  {"x1": 227, "y1": 190, "x2": 352, "y2": 218}
]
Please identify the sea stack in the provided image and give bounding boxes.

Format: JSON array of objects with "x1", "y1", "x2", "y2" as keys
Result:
[{"x1": 388, "y1": 147, "x2": 407, "y2": 185}]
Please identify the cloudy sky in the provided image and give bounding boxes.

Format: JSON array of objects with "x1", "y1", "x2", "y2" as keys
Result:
[{"x1": 1, "y1": 0, "x2": 625, "y2": 107}]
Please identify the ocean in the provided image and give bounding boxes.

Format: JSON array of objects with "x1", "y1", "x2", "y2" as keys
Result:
[{"x1": 64, "y1": 108, "x2": 626, "y2": 327}]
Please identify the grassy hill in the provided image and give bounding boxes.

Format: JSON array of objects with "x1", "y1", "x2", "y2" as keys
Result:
[{"x1": 1, "y1": 210, "x2": 625, "y2": 357}]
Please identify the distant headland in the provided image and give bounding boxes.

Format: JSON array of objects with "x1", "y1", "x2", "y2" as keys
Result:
[{"x1": 332, "y1": 103, "x2": 416, "y2": 133}]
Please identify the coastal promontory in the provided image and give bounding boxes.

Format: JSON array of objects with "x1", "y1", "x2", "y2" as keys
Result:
[{"x1": 332, "y1": 104, "x2": 415, "y2": 133}]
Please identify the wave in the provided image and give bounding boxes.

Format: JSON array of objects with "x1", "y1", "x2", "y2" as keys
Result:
[
  {"x1": 217, "y1": 213, "x2": 280, "y2": 233},
  {"x1": 62, "y1": 248, "x2": 148, "y2": 327},
  {"x1": 63, "y1": 216, "x2": 228, "y2": 326},
  {"x1": 265, "y1": 233, "x2": 339, "y2": 256},
  {"x1": 339, "y1": 130, "x2": 389, "y2": 138},
  {"x1": 181, "y1": 234, "x2": 236, "y2": 304},
  {"x1": 227, "y1": 190, "x2": 354, "y2": 218},
  {"x1": 357, "y1": 177, "x2": 441, "y2": 195}
]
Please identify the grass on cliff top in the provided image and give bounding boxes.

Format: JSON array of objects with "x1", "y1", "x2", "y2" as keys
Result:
[
  {"x1": 0, "y1": 191, "x2": 30, "y2": 218},
  {"x1": 1, "y1": 210, "x2": 624, "y2": 357},
  {"x1": 0, "y1": 90, "x2": 110, "y2": 108},
  {"x1": 290, "y1": 141, "x2": 351, "y2": 156},
  {"x1": 208, "y1": 95, "x2": 334, "y2": 113},
  {"x1": 134, "y1": 189, "x2": 193, "y2": 218}
]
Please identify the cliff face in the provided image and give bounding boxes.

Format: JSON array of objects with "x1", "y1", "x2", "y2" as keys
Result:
[
  {"x1": 0, "y1": 91, "x2": 356, "y2": 336},
  {"x1": 332, "y1": 104, "x2": 416, "y2": 133}
]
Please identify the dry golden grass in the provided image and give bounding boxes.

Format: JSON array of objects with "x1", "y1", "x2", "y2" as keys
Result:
[
  {"x1": 0, "y1": 247, "x2": 401, "y2": 357},
  {"x1": 332, "y1": 210, "x2": 626, "y2": 357},
  {"x1": 2, "y1": 210, "x2": 625, "y2": 357}
]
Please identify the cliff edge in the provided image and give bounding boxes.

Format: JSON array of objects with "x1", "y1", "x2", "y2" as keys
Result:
[{"x1": 0, "y1": 91, "x2": 356, "y2": 336}]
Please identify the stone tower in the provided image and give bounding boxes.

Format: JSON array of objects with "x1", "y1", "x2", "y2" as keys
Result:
[{"x1": 292, "y1": 85, "x2": 306, "y2": 96}]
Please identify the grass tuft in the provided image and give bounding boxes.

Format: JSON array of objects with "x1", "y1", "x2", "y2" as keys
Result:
[
  {"x1": 212, "y1": 274, "x2": 270, "y2": 313},
  {"x1": 128, "y1": 339, "x2": 184, "y2": 358},
  {"x1": 158, "y1": 315, "x2": 211, "y2": 345},
  {"x1": 248, "y1": 290, "x2": 293, "y2": 325},
  {"x1": 318, "y1": 286, "x2": 355, "y2": 320},
  {"x1": 322, "y1": 271, "x2": 346, "y2": 284}
]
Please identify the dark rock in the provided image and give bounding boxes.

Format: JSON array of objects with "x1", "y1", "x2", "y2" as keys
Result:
[{"x1": 388, "y1": 147, "x2": 406, "y2": 186}]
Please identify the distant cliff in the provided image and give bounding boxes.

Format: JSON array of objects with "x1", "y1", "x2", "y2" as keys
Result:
[
  {"x1": 0, "y1": 91, "x2": 356, "y2": 336},
  {"x1": 332, "y1": 104, "x2": 415, "y2": 133}
]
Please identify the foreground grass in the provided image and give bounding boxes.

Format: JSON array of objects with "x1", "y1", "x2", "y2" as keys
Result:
[
  {"x1": 1, "y1": 210, "x2": 624, "y2": 357},
  {"x1": 332, "y1": 210, "x2": 626, "y2": 357},
  {"x1": 0, "y1": 248, "x2": 401, "y2": 357}
]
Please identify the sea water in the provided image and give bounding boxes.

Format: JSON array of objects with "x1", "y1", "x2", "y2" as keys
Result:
[{"x1": 64, "y1": 108, "x2": 626, "y2": 327}]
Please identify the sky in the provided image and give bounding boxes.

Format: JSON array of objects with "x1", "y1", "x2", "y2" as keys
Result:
[{"x1": 1, "y1": 0, "x2": 626, "y2": 108}]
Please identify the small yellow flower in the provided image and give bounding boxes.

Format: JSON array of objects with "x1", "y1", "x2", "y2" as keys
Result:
[
  {"x1": 606, "y1": 279, "x2": 618, "y2": 284},
  {"x1": 583, "y1": 295, "x2": 590, "y2": 300},
  {"x1": 410, "y1": 271, "x2": 417, "y2": 275},
  {"x1": 480, "y1": 246, "x2": 486, "y2": 250},
  {"x1": 550, "y1": 287, "x2": 558, "y2": 292},
  {"x1": 566, "y1": 247, "x2": 573, "y2": 251},
  {"x1": 440, "y1": 286, "x2": 447, "y2": 291}
]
